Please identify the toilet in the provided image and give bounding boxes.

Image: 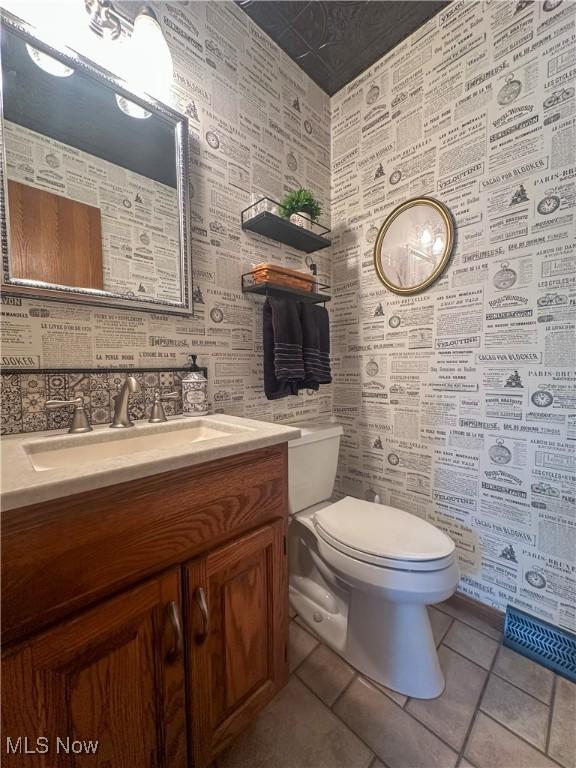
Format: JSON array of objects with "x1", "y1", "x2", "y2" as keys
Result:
[{"x1": 288, "y1": 421, "x2": 460, "y2": 699}]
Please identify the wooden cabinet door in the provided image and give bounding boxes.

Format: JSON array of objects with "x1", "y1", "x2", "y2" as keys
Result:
[
  {"x1": 185, "y1": 521, "x2": 289, "y2": 767},
  {"x1": 1, "y1": 570, "x2": 187, "y2": 768}
]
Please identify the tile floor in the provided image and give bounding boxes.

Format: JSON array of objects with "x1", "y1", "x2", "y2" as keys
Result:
[{"x1": 217, "y1": 598, "x2": 576, "y2": 768}]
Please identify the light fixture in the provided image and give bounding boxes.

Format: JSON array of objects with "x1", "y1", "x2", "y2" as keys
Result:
[
  {"x1": 84, "y1": 0, "x2": 122, "y2": 41},
  {"x1": 10, "y1": 1, "x2": 173, "y2": 117},
  {"x1": 3, "y1": 1, "x2": 90, "y2": 52},
  {"x1": 120, "y1": 5, "x2": 173, "y2": 104},
  {"x1": 114, "y1": 6, "x2": 173, "y2": 118},
  {"x1": 115, "y1": 95, "x2": 152, "y2": 120},
  {"x1": 26, "y1": 44, "x2": 75, "y2": 77},
  {"x1": 432, "y1": 236, "x2": 444, "y2": 255},
  {"x1": 5, "y1": 0, "x2": 118, "y2": 72},
  {"x1": 420, "y1": 226, "x2": 433, "y2": 247},
  {"x1": 80, "y1": 0, "x2": 125, "y2": 74}
]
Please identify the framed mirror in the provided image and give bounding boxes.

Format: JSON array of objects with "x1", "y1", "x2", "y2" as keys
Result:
[
  {"x1": 373, "y1": 197, "x2": 454, "y2": 295},
  {"x1": 0, "y1": 15, "x2": 192, "y2": 315}
]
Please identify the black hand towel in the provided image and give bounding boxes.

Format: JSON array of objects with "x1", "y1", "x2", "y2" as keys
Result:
[
  {"x1": 263, "y1": 297, "x2": 305, "y2": 399},
  {"x1": 301, "y1": 303, "x2": 332, "y2": 386}
]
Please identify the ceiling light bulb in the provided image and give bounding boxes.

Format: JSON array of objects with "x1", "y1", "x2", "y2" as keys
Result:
[
  {"x1": 26, "y1": 44, "x2": 75, "y2": 77},
  {"x1": 121, "y1": 6, "x2": 173, "y2": 104},
  {"x1": 432, "y1": 236, "x2": 444, "y2": 255},
  {"x1": 115, "y1": 94, "x2": 152, "y2": 119},
  {"x1": 5, "y1": 1, "x2": 89, "y2": 52},
  {"x1": 420, "y1": 227, "x2": 432, "y2": 247}
]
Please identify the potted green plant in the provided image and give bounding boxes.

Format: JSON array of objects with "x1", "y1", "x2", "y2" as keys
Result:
[{"x1": 279, "y1": 188, "x2": 322, "y2": 231}]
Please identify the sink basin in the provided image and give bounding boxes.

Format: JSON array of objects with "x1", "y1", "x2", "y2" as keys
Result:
[
  {"x1": 2, "y1": 413, "x2": 300, "y2": 511},
  {"x1": 25, "y1": 419, "x2": 248, "y2": 472}
]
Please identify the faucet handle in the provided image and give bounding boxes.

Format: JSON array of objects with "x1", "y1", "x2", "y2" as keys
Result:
[
  {"x1": 46, "y1": 396, "x2": 82, "y2": 410},
  {"x1": 148, "y1": 390, "x2": 178, "y2": 423},
  {"x1": 46, "y1": 397, "x2": 92, "y2": 434}
]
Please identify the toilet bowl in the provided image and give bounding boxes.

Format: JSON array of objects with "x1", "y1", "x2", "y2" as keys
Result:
[{"x1": 288, "y1": 421, "x2": 460, "y2": 699}]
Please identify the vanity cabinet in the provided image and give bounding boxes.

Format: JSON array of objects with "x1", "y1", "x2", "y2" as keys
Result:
[
  {"x1": 1, "y1": 444, "x2": 290, "y2": 768},
  {"x1": 2, "y1": 570, "x2": 187, "y2": 768},
  {"x1": 186, "y1": 521, "x2": 288, "y2": 766}
]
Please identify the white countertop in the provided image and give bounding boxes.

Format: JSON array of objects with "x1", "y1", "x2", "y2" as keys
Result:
[{"x1": 1, "y1": 414, "x2": 301, "y2": 512}]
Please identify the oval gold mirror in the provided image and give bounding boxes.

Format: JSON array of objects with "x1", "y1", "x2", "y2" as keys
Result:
[{"x1": 373, "y1": 197, "x2": 454, "y2": 295}]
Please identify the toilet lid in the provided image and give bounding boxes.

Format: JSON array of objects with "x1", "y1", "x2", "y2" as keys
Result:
[{"x1": 313, "y1": 496, "x2": 455, "y2": 563}]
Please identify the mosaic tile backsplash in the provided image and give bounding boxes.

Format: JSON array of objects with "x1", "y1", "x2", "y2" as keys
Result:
[{"x1": 0, "y1": 369, "x2": 198, "y2": 435}]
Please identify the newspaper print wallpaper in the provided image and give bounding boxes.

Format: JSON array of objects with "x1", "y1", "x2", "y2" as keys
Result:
[
  {"x1": 330, "y1": 0, "x2": 575, "y2": 630},
  {"x1": 0, "y1": 1, "x2": 333, "y2": 429}
]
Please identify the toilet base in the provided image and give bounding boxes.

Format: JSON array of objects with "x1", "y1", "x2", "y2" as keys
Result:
[
  {"x1": 346, "y1": 590, "x2": 445, "y2": 699},
  {"x1": 290, "y1": 580, "x2": 446, "y2": 699},
  {"x1": 289, "y1": 585, "x2": 348, "y2": 652}
]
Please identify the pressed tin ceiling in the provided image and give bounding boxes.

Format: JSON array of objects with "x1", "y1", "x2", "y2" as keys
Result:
[{"x1": 236, "y1": 1, "x2": 451, "y2": 96}]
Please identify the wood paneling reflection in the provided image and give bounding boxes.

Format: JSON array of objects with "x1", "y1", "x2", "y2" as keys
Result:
[{"x1": 8, "y1": 180, "x2": 103, "y2": 289}]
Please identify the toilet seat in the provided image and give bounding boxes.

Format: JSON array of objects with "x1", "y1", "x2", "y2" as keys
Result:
[
  {"x1": 315, "y1": 525, "x2": 456, "y2": 572},
  {"x1": 313, "y1": 496, "x2": 455, "y2": 573}
]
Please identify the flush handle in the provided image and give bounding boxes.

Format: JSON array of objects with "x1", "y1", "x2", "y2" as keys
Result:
[
  {"x1": 166, "y1": 601, "x2": 183, "y2": 664},
  {"x1": 194, "y1": 587, "x2": 209, "y2": 645}
]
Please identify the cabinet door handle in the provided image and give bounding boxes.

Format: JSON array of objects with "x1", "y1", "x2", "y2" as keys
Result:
[
  {"x1": 166, "y1": 601, "x2": 183, "y2": 663},
  {"x1": 194, "y1": 587, "x2": 209, "y2": 645}
]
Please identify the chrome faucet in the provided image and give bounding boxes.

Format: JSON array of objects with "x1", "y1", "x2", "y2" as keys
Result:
[{"x1": 110, "y1": 375, "x2": 141, "y2": 428}]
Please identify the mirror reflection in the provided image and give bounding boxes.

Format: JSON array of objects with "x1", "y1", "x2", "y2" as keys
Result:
[
  {"x1": 1, "y1": 21, "x2": 192, "y2": 314},
  {"x1": 374, "y1": 198, "x2": 453, "y2": 295}
]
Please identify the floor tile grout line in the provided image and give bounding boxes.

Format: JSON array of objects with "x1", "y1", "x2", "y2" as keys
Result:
[
  {"x1": 490, "y1": 667, "x2": 554, "y2": 705},
  {"x1": 434, "y1": 605, "x2": 503, "y2": 641},
  {"x1": 457, "y1": 626, "x2": 501, "y2": 764},
  {"x1": 289, "y1": 648, "x2": 316, "y2": 675},
  {"x1": 436, "y1": 614, "x2": 503, "y2": 642},
  {"x1": 442, "y1": 615, "x2": 501, "y2": 646},
  {"x1": 445, "y1": 614, "x2": 555, "y2": 707},
  {"x1": 545, "y1": 673, "x2": 558, "y2": 755},
  {"x1": 288, "y1": 619, "x2": 320, "y2": 674},
  {"x1": 402, "y1": 670, "x2": 487, "y2": 758},
  {"x1": 459, "y1": 758, "x2": 479, "y2": 768},
  {"x1": 328, "y1": 670, "x2": 359, "y2": 711},
  {"x1": 438, "y1": 638, "x2": 499, "y2": 675},
  {"x1": 372, "y1": 683, "x2": 409, "y2": 710},
  {"x1": 478, "y1": 711, "x2": 567, "y2": 768},
  {"x1": 291, "y1": 620, "x2": 358, "y2": 706},
  {"x1": 338, "y1": 674, "x2": 465, "y2": 759},
  {"x1": 293, "y1": 671, "x2": 383, "y2": 768},
  {"x1": 477, "y1": 700, "x2": 548, "y2": 753},
  {"x1": 293, "y1": 651, "x2": 355, "y2": 709},
  {"x1": 435, "y1": 614, "x2": 454, "y2": 647}
]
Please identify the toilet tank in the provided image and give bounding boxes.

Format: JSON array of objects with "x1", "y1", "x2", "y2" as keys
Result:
[{"x1": 288, "y1": 420, "x2": 343, "y2": 513}]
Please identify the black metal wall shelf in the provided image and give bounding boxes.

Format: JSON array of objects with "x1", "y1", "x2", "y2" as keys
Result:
[
  {"x1": 241, "y1": 273, "x2": 331, "y2": 304},
  {"x1": 241, "y1": 198, "x2": 331, "y2": 254}
]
